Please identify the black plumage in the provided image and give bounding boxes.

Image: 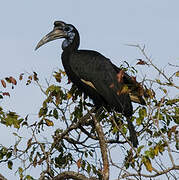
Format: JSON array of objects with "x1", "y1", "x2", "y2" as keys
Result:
[{"x1": 35, "y1": 21, "x2": 146, "y2": 147}]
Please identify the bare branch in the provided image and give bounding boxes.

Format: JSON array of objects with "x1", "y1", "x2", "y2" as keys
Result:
[
  {"x1": 52, "y1": 171, "x2": 98, "y2": 180},
  {"x1": 0, "y1": 174, "x2": 7, "y2": 180},
  {"x1": 122, "y1": 165, "x2": 179, "y2": 179},
  {"x1": 89, "y1": 111, "x2": 109, "y2": 180}
]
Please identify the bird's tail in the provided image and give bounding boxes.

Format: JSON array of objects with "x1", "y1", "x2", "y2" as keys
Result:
[
  {"x1": 126, "y1": 117, "x2": 138, "y2": 147},
  {"x1": 113, "y1": 113, "x2": 138, "y2": 147}
]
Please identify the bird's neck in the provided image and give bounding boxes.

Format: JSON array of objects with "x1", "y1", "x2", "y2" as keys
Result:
[{"x1": 62, "y1": 31, "x2": 80, "y2": 52}]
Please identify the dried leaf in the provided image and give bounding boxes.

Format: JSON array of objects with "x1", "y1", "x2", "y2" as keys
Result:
[
  {"x1": 59, "y1": 70, "x2": 66, "y2": 76},
  {"x1": 76, "y1": 158, "x2": 81, "y2": 169},
  {"x1": 28, "y1": 76, "x2": 32, "y2": 80},
  {"x1": 2, "y1": 92, "x2": 10, "y2": 97},
  {"x1": 136, "y1": 59, "x2": 148, "y2": 65},
  {"x1": 1, "y1": 80, "x2": 6, "y2": 88},
  {"x1": 45, "y1": 119, "x2": 54, "y2": 126},
  {"x1": 27, "y1": 138, "x2": 32, "y2": 148},
  {"x1": 5, "y1": 77, "x2": 11, "y2": 83},
  {"x1": 54, "y1": 72, "x2": 62, "y2": 83},
  {"x1": 38, "y1": 157, "x2": 44, "y2": 165},
  {"x1": 26, "y1": 79, "x2": 31, "y2": 85},
  {"x1": 19, "y1": 73, "x2": 24, "y2": 80},
  {"x1": 9, "y1": 76, "x2": 17, "y2": 85},
  {"x1": 33, "y1": 155, "x2": 37, "y2": 167},
  {"x1": 168, "y1": 125, "x2": 177, "y2": 139},
  {"x1": 33, "y1": 72, "x2": 38, "y2": 81}
]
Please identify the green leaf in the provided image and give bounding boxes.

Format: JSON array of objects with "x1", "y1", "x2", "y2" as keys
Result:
[
  {"x1": 8, "y1": 160, "x2": 13, "y2": 169},
  {"x1": 122, "y1": 125, "x2": 127, "y2": 134},
  {"x1": 53, "y1": 109, "x2": 58, "y2": 119},
  {"x1": 81, "y1": 160, "x2": 86, "y2": 170},
  {"x1": 84, "y1": 151, "x2": 88, "y2": 158},
  {"x1": 112, "y1": 126, "x2": 118, "y2": 134},
  {"x1": 18, "y1": 167, "x2": 23, "y2": 174},
  {"x1": 6, "y1": 151, "x2": 12, "y2": 159},
  {"x1": 38, "y1": 107, "x2": 48, "y2": 118},
  {"x1": 137, "y1": 145, "x2": 144, "y2": 154},
  {"x1": 136, "y1": 117, "x2": 142, "y2": 126},
  {"x1": 24, "y1": 175, "x2": 34, "y2": 180},
  {"x1": 156, "y1": 79, "x2": 161, "y2": 84},
  {"x1": 87, "y1": 163, "x2": 91, "y2": 174},
  {"x1": 139, "y1": 107, "x2": 147, "y2": 118},
  {"x1": 18, "y1": 167, "x2": 24, "y2": 179}
]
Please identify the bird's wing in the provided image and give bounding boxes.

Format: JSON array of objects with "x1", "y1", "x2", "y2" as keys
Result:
[{"x1": 69, "y1": 50, "x2": 133, "y2": 116}]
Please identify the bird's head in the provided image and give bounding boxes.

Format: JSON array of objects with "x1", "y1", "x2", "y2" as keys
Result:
[{"x1": 35, "y1": 21, "x2": 78, "y2": 50}]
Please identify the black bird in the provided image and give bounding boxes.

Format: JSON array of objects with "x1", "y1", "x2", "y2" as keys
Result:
[{"x1": 35, "y1": 21, "x2": 146, "y2": 147}]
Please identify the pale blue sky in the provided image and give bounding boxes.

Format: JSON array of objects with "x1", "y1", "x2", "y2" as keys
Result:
[{"x1": 0, "y1": 0, "x2": 179, "y2": 179}]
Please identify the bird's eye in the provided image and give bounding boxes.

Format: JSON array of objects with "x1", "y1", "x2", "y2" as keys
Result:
[{"x1": 64, "y1": 26, "x2": 71, "y2": 32}]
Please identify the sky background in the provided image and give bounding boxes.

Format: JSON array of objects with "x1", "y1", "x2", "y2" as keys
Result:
[{"x1": 0, "y1": 0, "x2": 179, "y2": 179}]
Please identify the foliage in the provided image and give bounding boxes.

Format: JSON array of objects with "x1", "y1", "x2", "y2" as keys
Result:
[{"x1": 0, "y1": 46, "x2": 179, "y2": 180}]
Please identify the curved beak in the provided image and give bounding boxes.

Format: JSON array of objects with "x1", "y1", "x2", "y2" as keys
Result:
[{"x1": 35, "y1": 28, "x2": 67, "y2": 50}]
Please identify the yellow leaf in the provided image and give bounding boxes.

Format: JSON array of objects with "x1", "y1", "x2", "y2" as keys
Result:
[
  {"x1": 175, "y1": 71, "x2": 179, "y2": 77},
  {"x1": 143, "y1": 157, "x2": 153, "y2": 172},
  {"x1": 146, "y1": 89, "x2": 155, "y2": 99},
  {"x1": 117, "y1": 85, "x2": 129, "y2": 95},
  {"x1": 45, "y1": 119, "x2": 54, "y2": 126},
  {"x1": 162, "y1": 88, "x2": 167, "y2": 94},
  {"x1": 121, "y1": 85, "x2": 129, "y2": 94},
  {"x1": 154, "y1": 145, "x2": 159, "y2": 156},
  {"x1": 67, "y1": 92, "x2": 72, "y2": 99},
  {"x1": 156, "y1": 79, "x2": 161, "y2": 84}
]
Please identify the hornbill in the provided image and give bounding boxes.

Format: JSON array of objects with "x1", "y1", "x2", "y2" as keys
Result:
[{"x1": 35, "y1": 21, "x2": 146, "y2": 147}]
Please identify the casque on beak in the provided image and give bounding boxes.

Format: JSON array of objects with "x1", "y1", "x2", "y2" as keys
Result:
[{"x1": 35, "y1": 28, "x2": 67, "y2": 50}]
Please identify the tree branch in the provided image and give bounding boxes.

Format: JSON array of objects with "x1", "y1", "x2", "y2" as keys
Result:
[
  {"x1": 122, "y1": 165, "x2": 179, "y2": 179},
  {"x1": 89, "y1": 111, "x2": 109, "y2": 180},
  {"x1": 0, "y1": 174, "x2": 7, "y2": 180},
  {"x1": 52, "y1": 171, "x2": 98, "y2": 180},
  {"x1": 51, "y1": 108, "x2": 96, "y2": 150}
]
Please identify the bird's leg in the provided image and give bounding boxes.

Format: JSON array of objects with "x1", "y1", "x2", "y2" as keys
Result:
[
  {"x1": 112, "y1": 111, "x2": 123, "y2": 125},
  {"x1": 112, "y1": 111, "x2": 123, "y2": 141},
  {"x1": 126, "y1": 117, "x2": 138, "y2": 147}
]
